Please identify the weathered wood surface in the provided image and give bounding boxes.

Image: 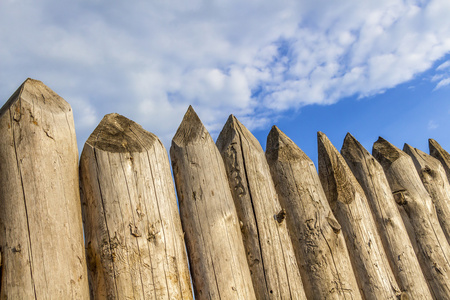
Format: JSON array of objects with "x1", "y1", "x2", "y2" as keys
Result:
[
  {"x1": 266, "y1": 127, "x2": 361, "y2": 300},
  {"x1": 429, "y1": 138, "x2": 450, "y2": 183},
  {"x1": 79, "y1": 113, "x2": 193, "y2": 299},
  {"x1": 404, "y1": 144, "x2": 450, "y2": 244},
  {"x1": 216, "y1": 117, "x2": 306, "y2": 299},
  {"x1": 0, "y1": 79, "x2": 89, "y2": 299},
  {"x1": 170, "y1": 107, "x2": 256, "y2": 300},
  {"x1": 373, "y1": 137, "x2": 450, "y2": 299},
  {"x1": 341, "y1": 134, "x2": 432, "y2": 299},
  {"x1": 317, "y1": 132, "x2": 401, "y2": 300}
]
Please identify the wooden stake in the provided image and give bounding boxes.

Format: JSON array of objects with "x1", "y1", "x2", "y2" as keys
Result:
[
  {"x1": 170, "y1": 107, "x2": 256, "y2": 300},
  {"x1": 404, "y1": 144, "x2": 450, "y2": 245},
  {"x1": 341, "y1": 134, "x2": 431, "y2": 299},
  {"x1": 217, "y1": 117, "x2": 306, "y2": 299},
  {"x1": 429, "y1": 139, "x2": 450, "y2": 184},
  {"x1": 373, "y1": 137, "x2": 450, "y2": 299},
  {"x1": 0, "y1": 79, "x2": 89, "y2": 299},
  {"x1": 79, "y1": 113, "x2": 193, "y2": 299},
  {"x1": 266, "y1": 127, "x2": 361, "y2": 299},
  {"x1": 318, "y1": 132, "x2": 401, "y2": 300}
]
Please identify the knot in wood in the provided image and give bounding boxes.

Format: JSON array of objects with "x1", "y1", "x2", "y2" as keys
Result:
[
  {"x1": 392, "y1": 190, "x2": 408, "y2": 206},
  {"x1": 275, "y1": 209, "x2": 286, "y2": 223}
]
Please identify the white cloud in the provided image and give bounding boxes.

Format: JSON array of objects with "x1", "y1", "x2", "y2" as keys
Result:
[{"x1": 1, "y1": 0, "x2": 450, "y2": 149}]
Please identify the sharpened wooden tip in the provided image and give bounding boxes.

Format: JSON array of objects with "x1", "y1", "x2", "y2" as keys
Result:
[
  {"x1": 216, "y1": 114, "x2": 262, "y2": 154},
  {"x1": 372, "y1": 137, "x2": 404, "y2": 170},
  {"x1": 266, "y1": 126, "x2": 309, "y2": 162},
  {"x1": 341, "y1": 133, "x2": 369, "y2": 162},
  {"x1": 318, "y1": 131, "x2": 356, "y2": 205},
  {"x1": 172, "y1": 105, "x2": 208, "y2": 146},
  {"x1": 0, "y1": 78, "x2": 71, "y2": 117},
  {"x1": 85, "y1": 113, "x2": 157, "y2": 153},
  {"x1": 429, "y1": 139, "x2": 450, "y2": 163}
]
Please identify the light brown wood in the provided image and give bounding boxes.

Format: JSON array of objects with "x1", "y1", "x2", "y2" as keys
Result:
[
  {"x1": 217, "y1": 117, "x2": 306, "y2": 300},
  {"x1": 318, "y1": 132, "x2": 401, "y2": 300},
  {"x1": 341, "y1": 134, "x2": 432, "y2": 299},
  {"x1": 170, "y1": 106, "x2": 256, "y2": 300},
  {"x1": 266, "y1": 127, "x2": 361, "y2": 300},
  {"x1": 373, "y1": 137, "x2": 450, "y2": 299},
  {"x1": 404, "y1": 144, "x2": 450, "y2": 244},
  {"x1": 429, "y1": 139, "x2": 450, "y2": 183},
  {"x1": 79, "y1": 113, "x2": 193, "y2": 299},
  {"x1": 0, "y1": 78, "x2": 89, "y2": 299}
]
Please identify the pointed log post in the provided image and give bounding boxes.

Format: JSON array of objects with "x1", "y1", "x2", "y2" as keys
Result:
[
  {"x1": 318, "y1": 132, "x2": 401, "y2": 300},
  {"x1": 373, "y1": 137, "x2": 450, "y2": 299},
  {"x1": 216, "y1": 117, "x2": 306, "y2": 299},
  {"x1": 341, "y1": 134, "x2": 432, "y2": 299},
  {"x1": 404, "y1": 144, "x2": 450, "y2": 244},
  {"x1": 429, "y1": 139, "x2": 450, "y2": 183},
  {"x1": 79, "y1": 113, "x2": 193, "y2": 299},
  {"x1": 170, "y1": 107, "x2": 256, "y2": 300},
  {"x1": 266, "y1": 127, "x2": 361, "y2": 299},
  {"x1": 0, "y1": 79, "x2": 89, "y2": 299}
]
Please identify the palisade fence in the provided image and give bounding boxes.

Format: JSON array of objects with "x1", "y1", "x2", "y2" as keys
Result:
[{"x1": 2, "y1": 79, "x2": 450, "y2": 299}]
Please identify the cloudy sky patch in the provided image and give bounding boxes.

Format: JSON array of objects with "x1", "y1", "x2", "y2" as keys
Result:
[{"x1": 1, "y1": 0, "x2": 450, "y2": 150}]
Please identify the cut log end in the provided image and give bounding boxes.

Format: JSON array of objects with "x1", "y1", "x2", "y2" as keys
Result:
[
  {"x1": 85, "y1": 113, "x2": 158, "y2": 153},
  {"x1": 372, "y1": 137, "x2": 403, "y2": 170},
  {"x1": 266, "y1": 126, "x2": 309, "y2": 162},
  {"x1": 172, "y1": 105, "x2": 208, "y2": 147},
  {"x1": 0, "y1": 78, "x2": 71, "y2": 118}
]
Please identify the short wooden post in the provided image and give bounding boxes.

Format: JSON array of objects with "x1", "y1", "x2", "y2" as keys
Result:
[
  {"x1": 266, "y1": 127, "x2": 361, "y2": 299},
  {"x1": 79, "y1": 113, "x2": 193, "y2": 299},
  {"x1": 170, "y1": 107, "x2": 256, "y2": 300},
  {"x1": 318, "y1": 132, "x2": 401, "y2": 300},
  {"x1": 404, "y1": 144, "x2": 450, "y2": 244},
  {"x1": 429, "y1": 138, "x2": 450, "y2": 183},
  {"x1": 373, "y1": 137, "x2": 450, "y2": 299},
  {"x1": 0, "y1": 79, "x2": 89, "y2": 299},
  {"x1": 216, "y1": 117, "x2": 306, "y2": 299},
  {"x1": 341, "y1": 134, "x2": 431, "y2": 299}
]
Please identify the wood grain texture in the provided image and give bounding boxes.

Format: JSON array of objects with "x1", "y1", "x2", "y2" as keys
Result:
[
  {"x1": 170, "y1": 106, "x2": 256, "y2": 300},
  {"x1": 404, "y1": 144, "x2": 450, "y2": 244},
  {"x1": 429, "y1": 139, "x2": 450, "y2": 184},
  {"x1": 373, "y1": 137, "x2": 450, "y2": 299},
  {"x1": 217, "y1": 117, "x2": 306, "y2": 300},
  {"x1": 266, "y1": 127, "x2": 361, "y2": 300},
  {"x1": 0, "y1": 79, "x2": 89, "y2": 299},
  {"x1": 341, "y1": 134, "x2": 431, "y2": 299},
  {"x1": 318, "y1": 132, "x2": 401, "y2": 300},
  {"x1": 79, "y1": 113, "x2": 192, "y2": 300}
]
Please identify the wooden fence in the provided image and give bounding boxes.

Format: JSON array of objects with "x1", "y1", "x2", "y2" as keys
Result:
[{"x1": 1, "y1": 78, "x2": 450, "y2": 299}]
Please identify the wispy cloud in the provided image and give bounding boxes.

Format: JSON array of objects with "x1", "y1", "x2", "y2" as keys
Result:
[
  {"x1": 1, "y1": 0, "x2": 450, "y2": 147},
  {"x1": 428, "y1": 120, "x2": 439, "y2": 130}
]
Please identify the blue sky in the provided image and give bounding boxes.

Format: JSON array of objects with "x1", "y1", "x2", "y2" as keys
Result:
[{"x1": 1, "y1": 0, "x2": 450, "y2": 166}]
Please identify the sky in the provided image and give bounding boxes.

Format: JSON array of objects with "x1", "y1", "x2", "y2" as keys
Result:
[{"x1": 1, "y1": 0, "x2": 450, "y2": 167}]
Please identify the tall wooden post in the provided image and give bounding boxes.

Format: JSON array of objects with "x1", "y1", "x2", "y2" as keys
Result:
[
  {"x1": 170, "y1": 107, "x2": 256, "y2": 300},
  {"x1": 266, "y1": 127, "x2": 362, "y2": 299},
  {"x1": 79, "y1": 113, "x2": 193, "y2": 299},
  {"x1": 318, "y1": 132, "x2": 401, "y2": 299},
  {"x1": 216, "y1": 117, "x2": 306, "y2": 299},
  {"x1": 0, "y1": 79, "x2": 89, "y2": 299},
  {"x1": 404, "y1": 144, "x2": 450, "y2": 244},
  {"x1": 341, "y1": 134, "x2": 432, "y2": 299},
  {"x1": 429, "y1": 139, "x2": 450, "y2": 183},
  {"x1": 373, "y1": 137, "x2": 450, "y2": 299}
]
